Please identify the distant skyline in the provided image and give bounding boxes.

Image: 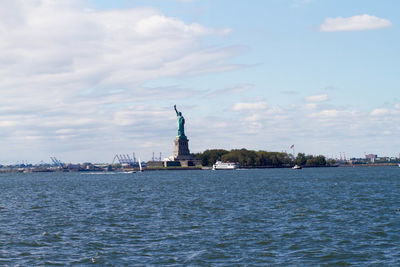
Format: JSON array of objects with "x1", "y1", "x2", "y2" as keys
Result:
[{"x1": 0, "y1": 0, "x2": 399, "y2": 164}]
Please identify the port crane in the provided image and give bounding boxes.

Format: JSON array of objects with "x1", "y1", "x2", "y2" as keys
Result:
[
  {"x1": 50, "y1": 157, "x2": 65, "y2": 167},
  {"x1": 112, "y1": 154, "x2": 135, "y2": 165}
]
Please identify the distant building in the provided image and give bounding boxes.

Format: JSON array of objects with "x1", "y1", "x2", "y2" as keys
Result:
[{"x1": 365, "y1": 154, "x2": 377, "y2": 162}]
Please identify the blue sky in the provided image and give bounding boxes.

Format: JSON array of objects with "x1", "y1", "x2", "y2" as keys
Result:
[{"x1": 0, "y1": 0, "x2": 399, "y2": 163}]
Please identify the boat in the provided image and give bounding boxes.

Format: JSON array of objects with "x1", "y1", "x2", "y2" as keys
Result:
[
  {"x1": 212, "y1": 161, "x2": 239, "y2": 170},
  {"x1": 138, "y1": 158, "x2": 143, "y2": 172},
  {"x1": 292, "y1": 165, "x2": 302, "y2": 170}
]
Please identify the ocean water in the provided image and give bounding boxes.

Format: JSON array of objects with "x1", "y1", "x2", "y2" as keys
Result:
[{"x1": 0, "y1": 167, "x2": 399, "y2": 265}]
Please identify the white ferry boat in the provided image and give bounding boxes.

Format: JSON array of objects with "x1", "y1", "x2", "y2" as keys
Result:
[{"x1": 212, "y1": 161, "x2": 239, "y2": 170}]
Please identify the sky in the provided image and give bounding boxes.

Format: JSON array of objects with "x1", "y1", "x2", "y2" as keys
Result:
[{"x1": 0, "y1": 0, "x2": 399, "y2": 164}]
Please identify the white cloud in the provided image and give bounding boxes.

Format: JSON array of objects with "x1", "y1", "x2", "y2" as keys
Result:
[
  {"x1": 370, "y1": 108, "x2": 389, "y2": 116},
  {"x1": 232, "y1": 102, "x2": 267, "y2": 111},
  {"x1": 304, "y1": 103, "x2": 317, "y2": 110},
  {"x1": 0, "y1": 0, "x2": 239, "y2": 163},
  {"x1": 309, "y1": 109, "x2": 340, "y2": 118},
  {"x1": 319, "y1": 14, "x2": 392, "y2": 32},
  {"x1": 0, "y1": 1, "x2": 398, "y2": 163},
  {"x1": 190, "y1": 101, "x2": 400, "y2": 159},
  {"x1": 135, "y1": 14, "x2": 231, "y2": 37},
  {"x1": 0, "y1": 121, "x2": 19, "y2": 127},
  {"x1": 305, "y1": 94, "x2": 329, "y2": 102},
  {"x1": 244, "y1": 114, "x2": 262, "y2": 122},
  {"x1": 309, "y1": 109, "x2": 355, "y2": 118}
]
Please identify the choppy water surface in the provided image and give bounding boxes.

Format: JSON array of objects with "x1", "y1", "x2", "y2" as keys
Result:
[{"x1": 1, "y1": 167, "x2": 400, "y2": 265}]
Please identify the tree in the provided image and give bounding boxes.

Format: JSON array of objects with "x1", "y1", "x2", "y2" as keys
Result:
[
  {"x1": 222, "y1": 149, "x2": 257, "y2": 166},
  {"x1": 295, "y1": 153, "x2": 307, "y2": 166},
  {"x1": 305, "y1": 155, "x2": 326, "y2": 167},
  {"x1": 195, "y1": 148, "x2": 328, "y2": 168},
  {"x1": 198, "y1": 149, "x2": 229, "y2": 166}
]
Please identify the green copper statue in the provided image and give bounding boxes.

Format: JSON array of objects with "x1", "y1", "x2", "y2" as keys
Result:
[{"x1": 174, "y1": 104, "x2": 186, "y2": 138}]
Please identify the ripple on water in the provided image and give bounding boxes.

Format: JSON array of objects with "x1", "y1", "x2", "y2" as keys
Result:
[{"x1": 1, "y1": 168, "x2": 400, "y2": 265}]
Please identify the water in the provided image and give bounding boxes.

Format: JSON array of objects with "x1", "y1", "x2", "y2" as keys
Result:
[{"x1": 1, "y1": 167, "x2": 400, "y2": 265}]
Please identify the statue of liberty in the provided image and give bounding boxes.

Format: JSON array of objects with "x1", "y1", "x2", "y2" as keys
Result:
[{"x1": 174, "y1": 105, "x2": 186, "y2": 138}]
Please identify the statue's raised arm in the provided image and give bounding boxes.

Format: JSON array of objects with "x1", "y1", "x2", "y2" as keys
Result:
[{"x1": 174, "y1": 104, "x2": 179, "y2": 116}]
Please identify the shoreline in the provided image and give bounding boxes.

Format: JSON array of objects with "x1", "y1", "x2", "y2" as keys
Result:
[{"x1": 1, "y1": 163, "x2": 398, "y2": 173}]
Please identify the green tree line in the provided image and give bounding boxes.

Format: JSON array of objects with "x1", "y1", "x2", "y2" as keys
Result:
[{"x1": 194, "y1": 149, "x2": 335, "y2": 167}]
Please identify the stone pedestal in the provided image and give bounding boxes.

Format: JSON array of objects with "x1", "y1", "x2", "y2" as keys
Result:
[
  {"x1": 164, "y1": 136, "x2": 201, "y2": 167},
  {"x1": 173, "y1": 137, "x2": 191, "y2": 160}
]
